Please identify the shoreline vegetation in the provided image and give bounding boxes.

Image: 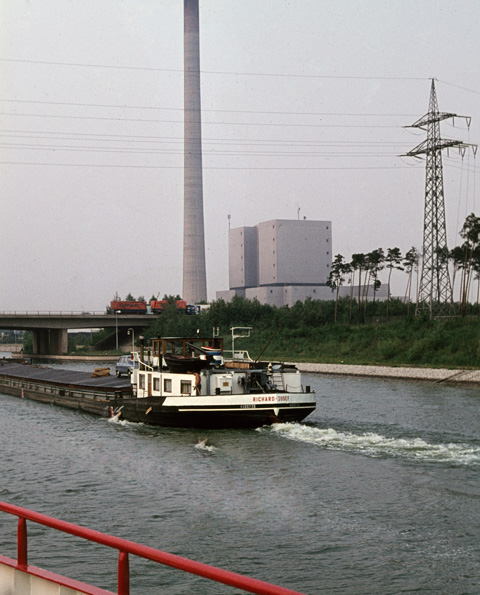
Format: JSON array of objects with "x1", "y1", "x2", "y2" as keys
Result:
[
  {"x1": 8, "y1": 297, "x2": 480, "y2": 385},
  {"x1": 181, "y1": 297, "x2": 480, "y2": 371}
]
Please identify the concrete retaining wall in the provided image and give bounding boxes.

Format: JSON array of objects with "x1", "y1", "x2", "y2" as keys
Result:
[{"x1": 294, "y1": 362, "x2": 480, "y2": 385}]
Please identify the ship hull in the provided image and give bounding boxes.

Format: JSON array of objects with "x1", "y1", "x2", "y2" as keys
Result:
[
  {"x1": 0, "y1": 362, "x2": 315, "y2": 429},
  {"x1": 117, "y1": 395, "x2": 315, "y2": 428}
]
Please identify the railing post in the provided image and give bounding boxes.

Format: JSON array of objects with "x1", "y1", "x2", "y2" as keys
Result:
[
  {"x1": 17, "y1": 517, "x2": 28, "y2": 567},
  {"x1": 118, "y1": 550, "x2": 130, "y2": 595}
]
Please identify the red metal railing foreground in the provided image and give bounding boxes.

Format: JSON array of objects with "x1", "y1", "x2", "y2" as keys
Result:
[{"x1": 0, "y1": 501, "x2": 307, "y2": 595}]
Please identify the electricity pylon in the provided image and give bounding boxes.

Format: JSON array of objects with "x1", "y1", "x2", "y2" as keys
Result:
[{"x1": 404, "y1": 79, "x2": 474, "y2": 318}]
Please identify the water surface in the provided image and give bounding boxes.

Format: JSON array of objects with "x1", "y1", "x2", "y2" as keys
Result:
[{"x1": 0, "y1": 367, "x2": 478, "y2": 594}]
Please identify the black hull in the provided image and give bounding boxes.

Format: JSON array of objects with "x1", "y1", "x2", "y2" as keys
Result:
[
  {"x1": 1, "y1": 383, "x2": 314, "y2": 429},
  {"x1": 0, "y1": 384, "x2": 117, "y2": 418},
  {"x1": 117, "y1": 397, "x2": 315, "y2": 429}
]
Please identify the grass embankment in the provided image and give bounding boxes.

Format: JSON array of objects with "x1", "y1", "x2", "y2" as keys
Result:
[{"x1": 233, "y1": 317, "x2": 480, "y2": 369}]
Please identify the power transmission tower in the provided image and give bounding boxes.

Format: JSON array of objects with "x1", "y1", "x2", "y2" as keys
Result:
[{"x1": 404, "y1": 79, "x2": 474, "y2": 318}]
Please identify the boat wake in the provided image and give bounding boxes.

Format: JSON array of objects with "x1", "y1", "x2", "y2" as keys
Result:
[
  {"x1": 106, "y1": 413, "x2": 141, "y2": 428},
  {"x1": 107, "y1": 414, "x2": 128, "y2": 426},
  {"x1": 263, "y1": 423, "x2": 480, "y2": 466},
  {"x1": 195, "y1": 438, "x2": 217, "y2": 453}
]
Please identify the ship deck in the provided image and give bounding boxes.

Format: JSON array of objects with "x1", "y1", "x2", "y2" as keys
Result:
[{"x1": 0, "y1": 360, "x2": 130, "y2": 391}]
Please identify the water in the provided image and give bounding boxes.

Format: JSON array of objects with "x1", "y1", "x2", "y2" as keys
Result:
[{"x1": 0, "y1": 366, "x2": 479, "y2": 594}]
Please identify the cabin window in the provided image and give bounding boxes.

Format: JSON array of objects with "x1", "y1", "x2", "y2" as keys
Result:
[
  {"x1": 164, "y1": 378, "x2": 172, "y2": 393},
  {"x1": 153, "y1": 378, "x2": 160, "y2": 392},
  {"x1": 181, "y1": 380, "x2": 192, "y2": 395},
  {"x1": 139, "y1": 375, "x2": 146, "y2": 390}
]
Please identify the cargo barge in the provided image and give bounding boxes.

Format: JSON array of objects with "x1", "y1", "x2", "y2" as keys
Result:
[
  {"x1": 0, "y1": 359, "x2": 131, "y2": 417},
  {"x1": 0, "y1": 337, "x2": 316, "y2": 428}
]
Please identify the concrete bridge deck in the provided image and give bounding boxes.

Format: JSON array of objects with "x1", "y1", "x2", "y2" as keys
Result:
[{"x1": 0, "y1": 313, "x2": 154, "y2": 355}]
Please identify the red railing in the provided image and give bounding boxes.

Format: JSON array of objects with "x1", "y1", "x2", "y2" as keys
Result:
[{"x1": 0, "y1": 502, "x2": 307, "y2": 595}]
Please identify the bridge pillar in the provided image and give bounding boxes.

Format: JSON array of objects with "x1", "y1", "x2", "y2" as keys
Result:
[
  {"x1": 50, "y1": 329, "x2": 68, "y2": 355},
  {"x1": 32, "y1": 330, "x2": 48, "y2": 355},
  {"x1": 32, "y1": 329, "x2": 68, "y2": 355}
]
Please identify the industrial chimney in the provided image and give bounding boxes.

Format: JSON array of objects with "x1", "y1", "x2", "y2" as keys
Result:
[{"x1": 183, "y1": 0, "x2": 207, "y2": 304}]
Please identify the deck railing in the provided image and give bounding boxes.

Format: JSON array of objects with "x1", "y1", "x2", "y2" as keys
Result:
[{"x1": 0, "y1": 501, "x2": 306, "y2": 595}]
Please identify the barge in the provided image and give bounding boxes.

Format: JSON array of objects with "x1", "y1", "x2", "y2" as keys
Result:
[
  {"x1": 0, "y1": 359, "x2": 131, "y2": 417},
  {"x1": 0, "y1": 337, "x2": 316, "y2": 428}
]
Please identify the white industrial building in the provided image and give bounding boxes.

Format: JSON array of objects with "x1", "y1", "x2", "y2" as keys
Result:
[
  {"x1": 217, "y1": 219, "x2": 333, "y2": 307},
  {"x1": 216, "y1": 218, "x2": 387, "y2": 307}
]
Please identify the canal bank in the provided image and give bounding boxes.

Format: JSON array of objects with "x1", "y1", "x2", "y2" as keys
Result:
[
  {"x1": 3, "y1": 352, "x2": 120, "y2": 362},
  {"x1": 3, "y1": 349, "x2": 480, "y2": 386},
  {"x1": 294, "y1": 362, "x2": 480, "y2": 385}
]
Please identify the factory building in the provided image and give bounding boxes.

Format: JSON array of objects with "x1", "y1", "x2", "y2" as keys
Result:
[
  {"x1": 217, "y1": 218, "x2": 388, "y2": 307},
  {"x1": 218, "y1": 219, "x2": 338, "y2": 307}
]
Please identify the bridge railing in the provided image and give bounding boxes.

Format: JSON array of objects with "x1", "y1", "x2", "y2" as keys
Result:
[{"x1": 0, "y1": 501, "x2": 306, "y2": 595}]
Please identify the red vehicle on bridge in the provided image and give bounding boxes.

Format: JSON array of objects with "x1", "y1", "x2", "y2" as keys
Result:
[
  {"x1": 150, "y1": 299, "x2": 187, "y2": 314},
  {"x1": 110, "y1": 300, "x2": 147, "y2": 314}
]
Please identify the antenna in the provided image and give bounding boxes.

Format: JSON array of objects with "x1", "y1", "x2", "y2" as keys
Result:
[{"x1": 403, "y1": 79, "x2": 477, "y2": 318}]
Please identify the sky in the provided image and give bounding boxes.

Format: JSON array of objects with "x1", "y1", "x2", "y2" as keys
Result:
[{"x1": 1, "y1": 0, "x2": 479, "y2": 312}]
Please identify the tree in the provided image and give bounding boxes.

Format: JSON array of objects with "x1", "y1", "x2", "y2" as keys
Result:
[
  {"x1": 366, "y1": 248, "x2": 384, "y2": 305},
  {"x1": 403, "y1": 247, "x2": 419, "y2": 315},
  {"x1": 327, "y1": 254, "x2": 349, "y2": 322},
  {"x1": 449, "y1": 245, "x2": 467, "y2": 306},
  {"x1": 385, "y1": 248, "x2": 403, "y2": 318},
  {"x1": 162, "y1": 294, "x2": 182, "y2": 304},
  {"x1": 350, "y1": 253, "x2": 367, "y2": 321},
  {"x1": 472, "y1": 246, "x2": 480, "y2": 308},
  {"x1": 458, "y1": 213, "x2": 480, "y2": 314}
]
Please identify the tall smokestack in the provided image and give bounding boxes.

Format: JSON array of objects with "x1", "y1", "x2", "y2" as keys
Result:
[{"x1": 183, "y1": 0, "x2": 207, "y2": 304}]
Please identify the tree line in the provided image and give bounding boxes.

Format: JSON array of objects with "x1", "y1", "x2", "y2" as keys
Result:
[{"x1": 326, "y1": 213, "x2": 480, "y2": 321}]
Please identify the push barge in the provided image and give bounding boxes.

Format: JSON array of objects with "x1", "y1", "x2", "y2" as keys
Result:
[
  {"x1": 0, "y1": 359, "x2": 130, "y2": 417},
  {"x1": 0, "y1": 337, "x2": 316, "y2": 428}
]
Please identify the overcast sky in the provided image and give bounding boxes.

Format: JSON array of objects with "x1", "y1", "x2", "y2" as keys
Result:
[{"x1": 1, "y1": 0, "x2": 479, "y2": 311}]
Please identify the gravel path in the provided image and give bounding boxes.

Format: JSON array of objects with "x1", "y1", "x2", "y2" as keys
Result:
[{"x1": 292, "y1": 362, "x2": 480, "y2": 385}]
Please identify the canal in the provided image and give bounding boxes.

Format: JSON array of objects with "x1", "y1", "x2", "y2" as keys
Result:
[{"x1": 0, "y1": 363, "x2": 478, "y2": 594}]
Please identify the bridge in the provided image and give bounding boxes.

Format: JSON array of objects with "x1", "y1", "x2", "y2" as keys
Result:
[{"x1": 0, "y1": 312, "x2": 155, "y2": 355}]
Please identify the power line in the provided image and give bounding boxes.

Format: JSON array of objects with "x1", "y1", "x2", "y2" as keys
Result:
[
  {"x1": 0, "y1": 98, "x2": 419, "y2": 118},
  {"x1": 0, "y1": 143, "x2": 402, "y2": 157},
  {"x1": 0, "y1": 129, "x2": 413, "y2": 146},
  {"x1": 0, "y1": 111, "x2": 401, "y2": 129},
  {"x1": 436, "y1": 79, "x2": 480, "y2": 97},
  {"x1": 0, "y1": 160, "x2": 420, "y2": 171},
  {"x1": 0, "y1": 132, "x2": 410, "y2": 154},
  {"x1": 0, "y1": 58, "x2": 429, "y2": 80}
]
